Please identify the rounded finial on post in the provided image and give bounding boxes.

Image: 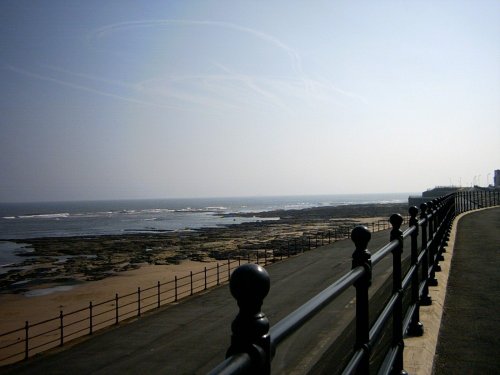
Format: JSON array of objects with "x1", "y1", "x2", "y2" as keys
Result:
[
  {"x1": 351, "y1": 225, "x2": 371, "y2": 251},
  {"x1": 428, "y1": 201, "x2": 434, "y2": 211},
  {"x1": 230, "y1": 264, "x2": 270, "y2": 311},
  {"x1": 409, "y1": 206, "x2": 418, "y2": 219},
  {"x1": 389, "y1": 213, "x2": 404, "y2": 245},
  {"x1": 351, "y1": 226, "x2": 372, "y2": 285},
  {"x1": 389, "y1": 213, "x2": 404, "y2": 230},
  {"x1": 227, "y1": 264, "x2": 271, "y2": 372},
  {"x1": 409, "y1": 206, "x2": 419, "y2": 234},
  {"x1": 419, "y1": 203, "x2": 428, "y2": 220}
]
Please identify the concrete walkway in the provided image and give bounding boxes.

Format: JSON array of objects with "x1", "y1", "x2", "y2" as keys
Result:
[
  {"x1": 434, "y1": 207, "x2": 500, "y2": 373},
  {"x1": 405, "y1": 206, "x2": 500, "y2": 374}
]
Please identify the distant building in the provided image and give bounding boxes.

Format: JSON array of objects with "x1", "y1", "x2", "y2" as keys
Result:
[
  {"x1": 408, "y1": 186, "x2": 461, "y2": 207},
  {"x1": 495, "y1": 170, "x2": 500, "y2": 187}
]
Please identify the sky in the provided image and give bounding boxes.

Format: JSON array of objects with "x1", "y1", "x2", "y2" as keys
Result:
[{"x1": 1, "y1": 1, "x2": 499, "y2": 202}]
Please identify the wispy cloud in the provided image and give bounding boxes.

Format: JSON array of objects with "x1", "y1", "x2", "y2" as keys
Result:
[
  {"x1": 3, "y1": 64, "x2": 163, "y2": 108},
  {"x1": 4, "y1": 19, "x2": 366, "y2": 116},
  {"x1": 89, "y1": 19, "x2": 367, "y2": 113},
  {"x1": 91, "y1": 19, "x2": 304, "y2": 75},
  {"x1": 41, "y1": 64, "x2": 138, "y2": 90}
]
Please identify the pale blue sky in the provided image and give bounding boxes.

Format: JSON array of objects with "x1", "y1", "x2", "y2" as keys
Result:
[{"x1": 1, "y1": 1, "x2": 499, "y2": 202}]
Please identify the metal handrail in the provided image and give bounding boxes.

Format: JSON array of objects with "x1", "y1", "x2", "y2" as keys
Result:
[
  {"x1": 270, "y1": 267, "x2": 364, "y2": 348},
  {"x1": 209, "y1": 190, "x2": 500, "y2": 374}
]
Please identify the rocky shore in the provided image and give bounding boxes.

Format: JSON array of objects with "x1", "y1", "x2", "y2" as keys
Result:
[{"x1": 0, "y1": 203, "x2": 407, "y2": 293}]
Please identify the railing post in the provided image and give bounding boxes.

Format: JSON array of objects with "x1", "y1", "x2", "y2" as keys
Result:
[
  {"x1": 137, "y1": 287, "x2": 141, "y2": 317},
  {"x1": 204, "y1": 267, "x2": 207, "y2": 290},
  {"x1": 115, "y1": 293, "x2": 119, "y2": 324},
  {"x1": 157, "y1": 281, "x2": 161, "y2": 308},
  {"x1": 428, "y1": 201, "x2": 439, "y2": 286},
  {"x1": 420, "y1": 204, "x2": 432, "y2": 305},
  {"x1": 89, "y1": 301, "x2": 93, "y2": 335},
  {"x1": 217, "y1": 263, "x2": 220, "y2": 285},
  {"x1": 175, "y1": 276, "x2": 178, "y2": 301},
  {"x1": 225, "y1": 264, "x2": 271, "y2": 375},
  {"x1": 389, "y1": 214, "x2": 407, "y2": 374},
  {"x1": 190, "y1": 271, "x2": 193, "y2": 296},
  {"x1": 59, "y1": 311, "x2": 64, "y2": 347},
  {"x1": 24, "y1": 321, "x2": 29, "y2": 360},
  {"x1": 408, "y1": 206, "x2": 424, "y2": 336},
  {"x1": 351, "y1": 226, "x2": 372, "y2": 374}
]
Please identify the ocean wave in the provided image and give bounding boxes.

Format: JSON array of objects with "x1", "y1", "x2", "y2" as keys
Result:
[
  {"x1": 174, "y1": 206, "x2": 230, "y2": 213},
  {"x1": 17, "y1": 213, "x2": 71, "y2": 219},
  {"x1": 140, "y1": 208, "x2": 175, "y2": 214},
  {"x1": 174, "y1": 207, "x2": 205, "y2": 213}
]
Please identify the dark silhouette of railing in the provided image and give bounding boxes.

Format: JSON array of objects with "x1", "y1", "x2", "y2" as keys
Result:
[
  {"x1": 0, "y1": 216, "x2": 397, "y2": 365},
  {"x1": 208, "y1": 190, "x2": 499, "y2": 374}
]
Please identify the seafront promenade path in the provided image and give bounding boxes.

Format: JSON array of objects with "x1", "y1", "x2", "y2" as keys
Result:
[
  {"x1": 432, "y1": 207, "x2": 500, "y2": 374},
  {"x1": 1, "y1": 207, "x2": 499, "y2": 374}
]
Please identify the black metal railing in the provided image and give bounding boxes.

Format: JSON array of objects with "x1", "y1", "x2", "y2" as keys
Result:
[
  {"x1": 208, "y1": 190, "x2": 499, "y2": 374},
  {"x1": 0, "y1": 216, "x2": 398, "y2": 365}
]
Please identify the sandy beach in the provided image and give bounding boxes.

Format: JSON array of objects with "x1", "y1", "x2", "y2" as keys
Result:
[{"x1": 0, "y1": 261, "x2": 219, "y2": 333}]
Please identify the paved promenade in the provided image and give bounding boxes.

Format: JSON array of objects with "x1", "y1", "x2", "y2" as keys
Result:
[
  {"x1": 405, "y1": 206, "x2": 500, "y2": 374},
  {"x1": 1, "y1": 207, "x2": 498, "y2": 374},
  {"x1": 433, "y1": 207, "x2": 500, "y2": 373}
]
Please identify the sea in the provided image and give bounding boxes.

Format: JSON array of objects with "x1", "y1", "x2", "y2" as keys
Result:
[{"x1": 0, "y1": 193, "x2": 409, "y2": 267}]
